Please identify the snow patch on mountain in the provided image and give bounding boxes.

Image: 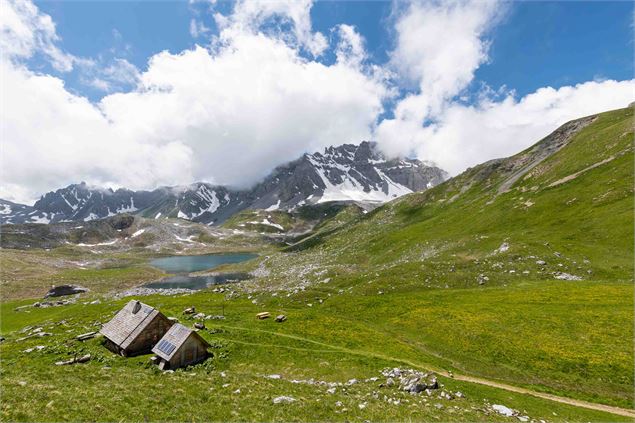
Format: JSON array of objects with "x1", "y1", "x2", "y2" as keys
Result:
[
  {"x1": 130, "y1": 229, "x2": 145, "y2": 238},
  {"x1": 265, "y1": 200, "x2": 281, "y2": 211}
]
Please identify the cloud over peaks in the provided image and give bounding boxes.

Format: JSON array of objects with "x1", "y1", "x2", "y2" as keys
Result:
[{"x1": 1, "y1": 0, "x2": 387, "y2": 203}]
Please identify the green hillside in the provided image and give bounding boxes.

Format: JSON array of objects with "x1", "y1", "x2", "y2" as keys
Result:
[
  {"x1": 0, "y1": 108, "x2": 632, "y2": 421},
  {"x1": 246, "y1": 107, "x2": 634, "y2": 407},
  {"x1": 281, "y1": 107, "x2": 633, "y2": 282}
]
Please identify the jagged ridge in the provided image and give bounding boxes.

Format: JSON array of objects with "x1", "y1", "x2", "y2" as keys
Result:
[{"x1": 1, "y1": 141, "x2": 447, "y2": 225}]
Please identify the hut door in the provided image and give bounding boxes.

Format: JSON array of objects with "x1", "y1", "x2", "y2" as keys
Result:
[{"x1": 184, "y1": 348, "x2": 194, "y2": 364}]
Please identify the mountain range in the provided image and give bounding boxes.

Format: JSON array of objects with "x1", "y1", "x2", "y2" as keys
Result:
[{"x1": 0, "y1": 141, "x2": 447, "y2": 225}]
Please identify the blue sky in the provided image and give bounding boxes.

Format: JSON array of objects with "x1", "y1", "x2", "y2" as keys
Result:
[
  {"x1": 35, "y1": 1, "x2": 633, "y2": 102},
  {"x1": 2, "y1": 0, "x2": 633, "y2": 203}
]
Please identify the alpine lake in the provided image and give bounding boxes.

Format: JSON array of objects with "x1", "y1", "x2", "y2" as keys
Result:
[{"x1": 144, "y1": 253, "x2": 257, "y2": 290}]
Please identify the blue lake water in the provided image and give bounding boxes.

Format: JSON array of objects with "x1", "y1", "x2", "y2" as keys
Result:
[
  {"x1": 146, "y1": 253, "x2": 257, "y2": 290},
  {"x1": 149, "y1": 253, "x2": 257, "y2": 273}
]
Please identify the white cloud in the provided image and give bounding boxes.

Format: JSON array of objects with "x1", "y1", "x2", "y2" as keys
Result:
[
  {"x1": 0, "y1": 0, "x2": 76, "y2": 71},
  {"x1": 84, "y1": 58, "x2": 140, "y2": 93},
  {"x1": 390, "y1": 0, "x2": 503, "y2": 113},
  {"x1": 375, "y1": 0, "x2": 633, "y2": 177},
  {"x1": 376, "y1": 0, "x2": 504, "y2": 158},
  {"x1": 0, "y1": 61, "x2": 195, "y2": 204},
  {"x1": 99, "y1": 36, "x2": 386, "y2": 188},
  {"x1": 0, "y1": 0, "x2": 140, "y2": 92},
  {"x1": 190, "y1": 18, "x2": 211, "y2": 38},
  {"x1": 393, "y1": 80, "x2": 635, "y2": 176},
  {"x1": 335, "y1": 24, "x2": 366, "y2": 68},
  {"x1": 1, "y1": 0, "x2": 386, "y2": 203},
  {"x1": 215, "y1": 0, "x2": 327, "y2": 57}
]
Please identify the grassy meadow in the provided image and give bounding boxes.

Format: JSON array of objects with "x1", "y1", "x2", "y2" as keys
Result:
[
  {"x1": 0, "y1": 108, "x2": 633, "y2": 421},
  {"x1": 0, "y1": 286, "x2": 631, "y2": 422}
]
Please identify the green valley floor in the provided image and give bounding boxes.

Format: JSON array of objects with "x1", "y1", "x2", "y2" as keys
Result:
[{"x1": 0, "y1": 277, "x2": 632, "y2": 421}]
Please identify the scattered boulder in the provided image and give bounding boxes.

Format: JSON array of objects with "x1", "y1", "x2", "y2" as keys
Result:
[
  {"x1": 44, "y1": 285, "x2": 88, "y2": 298},
  {"x1": 76, "y1": 354, "x2": 92, "y2": 363},
  {"x1": 16, "y1": 332, "x2": 52, "y2": 342},
  {"x1": 477, "y1": 274, "x2": 489, "y2": 285},
  {"x1": 183, "y1": 307, "x2": 196, "y2": 315},
  {"x1": 554, "y1": 272, "x2": 582, "y2": 281},
  {"x1": 492, "y1": 404, "x2": 516, "y2": 417},
  {"x1": 76, "y1": 331, "x2": 97, "y2": 341},
  {"x1": 496, "y1": 242, "x2": 510, "y2": 254},
  {"x1": 536, "y1": 260, "x2": 546, "y2": 266},
  {"x1": 272, "y1": 396, "x2": 296, "y2": 404},
  {"x1": 193, "y1": 313, "x2": 206, "y2": 320},
  {"x1": 382, "y1": 368, "x2": 439, "y2": 395},
  {"x1": 167, "y1": 317, "x2": 179, "y2": 323},
  {"x1": 205, "y1": 315, "x2": 225, "y2": 320},
  {"x1": 409, "y1": 382, "x2": 427, "y2": 393},
  {"x1": 440, "y1": 390, "x2": 453, "y2": 400},
  {"x1": 55, "y1": 354, "x2": 91, "y2": 366},
  {"x1": 275, "y1": 314, "x2": 287, "y2": 323},
  {"x1": 30, "y1": 299, "x2": 74, "y2": 309},
  {"x1": 256, "y1": 312, "x2": 271, "y2": 320},
  {"x1": 194, "y1": 322, "x2": 205, "y2": 330}
]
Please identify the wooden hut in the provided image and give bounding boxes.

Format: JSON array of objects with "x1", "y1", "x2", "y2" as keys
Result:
[
  {"x1": 152, "y1": 323, "x2": 210, "y2": 370},
  {"x1": 100, "y1": 300, "x2": 173, "y2": 357}
]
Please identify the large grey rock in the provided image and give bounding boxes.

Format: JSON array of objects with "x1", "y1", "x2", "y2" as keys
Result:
[
  {"x1": 492, "y1": 404, "x2": 516, "y2": 417},
  {"x1": 44, "y1": 285, "x2": 88, "y2": 298}
]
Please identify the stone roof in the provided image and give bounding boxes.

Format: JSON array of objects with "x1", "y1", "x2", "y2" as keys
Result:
[
  {"x1": 152, "y1": 323, "x2": 209, "y2": 361},
  {"x1": 100, "y1": 300, "x2": 160, "y2": 349}
]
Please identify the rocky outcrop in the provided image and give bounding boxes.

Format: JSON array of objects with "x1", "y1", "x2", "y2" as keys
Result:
[{"x1": 44, "y1": 285, "x2": 88, "y2": 298}]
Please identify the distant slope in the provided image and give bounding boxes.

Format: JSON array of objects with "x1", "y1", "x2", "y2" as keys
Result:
[
  {"x1": 0, "y1": 213, "x2": 265, "y2": 252},
  {"x1": 0, "y1": 142, "x2": 446, "y2": 225},
  {"x1": 261, "y1": 106, "x2": 634, "y2": 289},
  {"x1": 0, "y1": 199, "x2": 51, "y2": 224}
]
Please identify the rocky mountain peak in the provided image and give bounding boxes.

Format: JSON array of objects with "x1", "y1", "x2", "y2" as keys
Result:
[{"x1": 2, "y1": 141, "x2": 448, "y2": 225}]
